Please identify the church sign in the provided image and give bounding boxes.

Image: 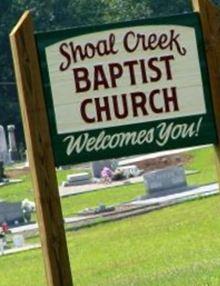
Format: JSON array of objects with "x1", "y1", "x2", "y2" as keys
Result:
[{"x1": 36, "y1": 13, "x2": 217, "y2": 166}]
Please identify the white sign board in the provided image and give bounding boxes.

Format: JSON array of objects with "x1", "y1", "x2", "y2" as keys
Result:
[{"x1": 46, "y1": 25, "x2": 206, "y2": 134}]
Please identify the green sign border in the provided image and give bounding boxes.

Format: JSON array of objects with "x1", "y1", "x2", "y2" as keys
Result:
[{"x1": 36, "y1": 12, "x2": 217, "y2": 166}]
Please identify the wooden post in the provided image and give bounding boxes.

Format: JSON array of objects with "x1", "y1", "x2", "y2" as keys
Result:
[
  {"x1": 192, "y1": 0, "x2": 220, "y2": 184},
  {"x1": 10, "y1": 11, "x2": 73, "y2": 286}
]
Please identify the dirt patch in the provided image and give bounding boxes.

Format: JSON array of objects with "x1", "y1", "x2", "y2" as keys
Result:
[
  {"x1": 5, "y1": 167, "x2": 30, "y2": 179},
  {"x1": 135, "y1": 153, "x2": 192, "y2": 172}
]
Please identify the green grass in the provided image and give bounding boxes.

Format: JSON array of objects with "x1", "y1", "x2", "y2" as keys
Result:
[
  {"x1": 186, "y1": 146, "x2": 217, "y2": 186},
  {"x1": 0, "y1": 174, "x2": 33, "y2": 202},
  {"x1": 61, "y1": 183, "x2": 145, "y2": 217},
  {"x1": 1, "y1": 195, "x2": 220, "y2": 285},
  {"x1": 0, "y1": 167, "x2": 89, "y2": 202},
  {"x1": 0, "y1": 146, "x2": 220, "y2": 285}
]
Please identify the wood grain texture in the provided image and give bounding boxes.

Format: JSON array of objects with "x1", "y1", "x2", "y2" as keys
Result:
[
  {"x1": 192, "y1": 0, "x2": 220, "y2": 184},
  {"x1": 9, "y1": 11, "x2": 73, "y2": 286},
  {"x1": 192, "y1": 0, "x2": 220, "y2": 136}
]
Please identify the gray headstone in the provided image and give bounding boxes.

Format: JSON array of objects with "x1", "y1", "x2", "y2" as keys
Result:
[
  {"x1": 92, "y1": 160, "x2": 114, "y2": 178},
  {"x1": 0, "y1": 126, "x2": 8, "y2": 164},
  {"x1": 0, "y1": 202, "x2": 23, "y2": 225},
  {"x1": 7, "y1": 125, "x2": 18, "y2": 162},
  {"x1": 143, "y1": 166, "x2": 188, "y2": 197},
  {"x1": 66, "y1": 172, "x2": 91, "y2": 186}
]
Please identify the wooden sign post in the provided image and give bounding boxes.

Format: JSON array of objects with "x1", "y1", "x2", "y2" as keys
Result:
[
  {"x1": 10, "y1": 12, "x2": 73, "y2": 286},
  {"x1": 192, "y1": 0, "x2": 220, "y2": 184}
]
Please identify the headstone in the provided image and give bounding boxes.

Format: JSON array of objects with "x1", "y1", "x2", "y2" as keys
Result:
[
  {"x1": 63, "y1": 172, "x2": 91, "y2": 187},
  {"x1": 143, "y1": 166, "x2": 189, "y2": 198},
  {"x1": 13, "y1": 234, "x2": 25, "y2": 248},
  {"x1": 117, "y1": 165, "x2": 142, "y2": 178},
  {"x1": 7, "y1": 125, "x2": 18, "y2": 162},
  {"x1": 0, "y1": 125, "x2": 8, "y2": 164},
  {"x1": 0, "y1": 202, "x2": 23, "y2": 225},
  {"x1": 0, "y1": 239, "x2": 4, "y2": 254},
  {"x1": 24, "y1": 150, "x2": 29, "y2": 167},
  {"x1": 92, "y1": 160, "x2": 114, "y2": 178}
]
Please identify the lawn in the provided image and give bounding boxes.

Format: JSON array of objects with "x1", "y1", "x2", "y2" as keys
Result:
[
  {"x1": 0, "y1": 146, "x2": 220, "y2": 285},
  {"x1": 186, "y1": 146, "x2": 217, "y2": 186},
  {"x1": 61, "y1": 182, "x2": 145, "y2": 217},
  {"x1": 0, "y1": 167, "x2": 89, "y2": 202},
  {"x1": 1, "y1": 195, "x2": 220, "y2": 285}
]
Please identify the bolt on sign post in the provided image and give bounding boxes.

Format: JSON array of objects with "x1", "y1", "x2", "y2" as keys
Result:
[{"x1": 9, "y1": 1, "x2": 219, "y2": 286}]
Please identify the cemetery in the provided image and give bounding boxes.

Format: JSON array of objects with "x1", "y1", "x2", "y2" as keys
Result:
[
  {"x1": 0, "y1": 145, "x2": 219, "y2": 286},
  {"x1": 0, "y1": 131, "x2": 219, "y2": 284}
]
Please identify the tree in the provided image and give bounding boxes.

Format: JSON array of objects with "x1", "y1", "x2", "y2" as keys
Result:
[
  {"x1": 150, "y1": 0, "x2": 190, "y2": 16},
  {"x1": 0, "y1": 0, "x2": 108, "y2": 144}
]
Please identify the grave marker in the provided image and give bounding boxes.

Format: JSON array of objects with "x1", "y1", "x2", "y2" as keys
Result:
[
  {"x1": 63, "y1": 172, "x2": 91, "y2": 187},
  {"x1": 143, "y1": 166, "x2": 189, "y2": 197},
  {"x1": 7, "y1": 125, "x2": 18, "y2": 161},
  {"x1": 0, "y1": 126, "x2": 8, "y2": 164},
  {"x1": 0, "y1": 202, "x2": 23, "y2": 225}
]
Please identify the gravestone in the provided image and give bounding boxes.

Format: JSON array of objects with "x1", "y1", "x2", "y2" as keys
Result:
[
  {"x1": 24, "y1": 150, "x2": 29, "y2": 167},
  {"x1": 117, "y1": 165, "x2": 142, "y2": 178},
  {"x1": 0, "y1": 238, "x2": 4, "y2": 255},
  {"x1": 63, "y1": 172, "x2": 91, "y2": 187},
  {"x1": 7, "y1": 125, "x2": 18, "y2": 162},
  {"x1": 13, "y1": 234, "x2": 25, "y2": 248},
  {"x1": 92, "y1": 160, "x2": 114, "y2": 178},
  {"x1": 0, "y1": 126, "x2": 8, "y2": 164},
  {"x1": 143, "y1": 166, "x2": 190, "y2": 198},
  {"x1": 0, "y1": 202, "x2": 23, "y2": 225}
]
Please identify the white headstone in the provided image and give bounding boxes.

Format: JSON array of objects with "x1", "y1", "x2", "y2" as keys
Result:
[
  {"x1": 0, "y1": 238, "x2": 4, "y2": 254},
  {"x1": 24, "y1": 150, "x2": 29, "y2": 167},
  {"x1": 63, "y1": 172, "x2": 91, "y2": 186},
  {"x1": 13, "y1": 234, "x2": 25, "y2": 248},
  {"x1": 7, "y1": 125, "x2": 18, "y2": 162},
  {"x1": 0, "y1": 125, "x2": 8, "y2": 164}
]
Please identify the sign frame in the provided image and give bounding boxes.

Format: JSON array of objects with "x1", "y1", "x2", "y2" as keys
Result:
[{"x1": 36, "y1": 12, "x2": 217, "y2": 166}]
